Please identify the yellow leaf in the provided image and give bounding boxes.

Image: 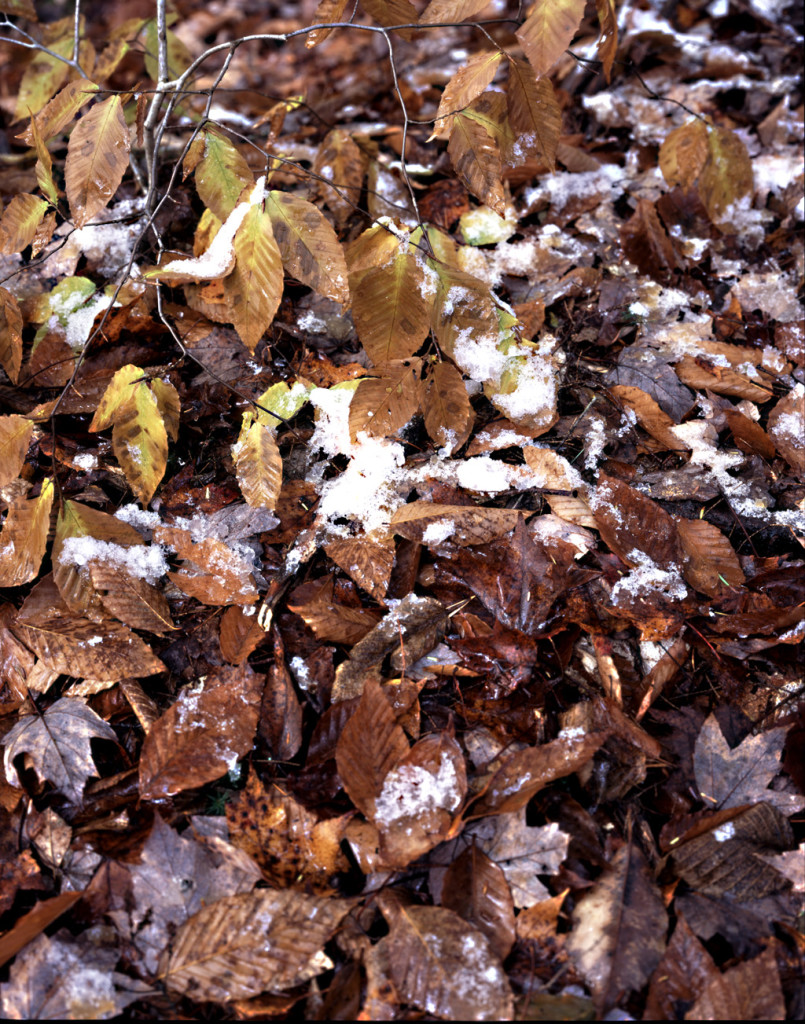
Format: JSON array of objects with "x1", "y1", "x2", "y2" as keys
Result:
[
  {"x1": 516, "y1": 0, "x2": 586, "y2": 77},
  {"x1": 265, "y1": 191, "x2": 350, "y2": 304},
  {"x1": 659, "y1": 120, "x2": 708, "y2": 192},
  {"x1": 507, "y1": 58, "x2": 561, "y2": 170},
  {"x1": 89, "y1": 364, "x2": 143, "y2": 432},
  {"x1": 92, "y1": 39, "x2": 129, "y2": 83},
  {"x1": 447, "y1": 113, "x2": 505, "y2": 214},
  {"x1": 348, "y1": 359, "x2": 422, "y2": 441},
  {"x1": 111, "y1": 383, "x2": 169, "y2": 505},
  {"x1": 65, "y1": 95, "x2": 131, "y2": 228},
  {"x1": 230, "y1": 204, "x2": 284, "y2": 353},
  {"x1": 0, "y1": 415, "x2": 33, "y2": 487},
  {"x1": 0, "y1": 287, "x2": 23, "y2": 384},
  {"x1": 14, "y1": 35, "x2": 72, "y2": 121},
  {"x1": 351, "y1": 248, "x2": 434, "y2": 364},
  {"x1": 0, "y1": 194, "x2": 48, "y2": 254},
  {"x1": 0, "y1": 478, "x2": 54, "y2": 587},
  {"x1": 195, "y1": 129, "x2": 254, "y2": 222},
  {"x1": 421, "y1": 361, "x2": 474, "y2": 450},
  {"x1": 151, "y1": 378, "x2": 181, "y2": 441},
  {"x1": 232, "y1": 416, "x2": 283, "y2": 510},
  {"x1": 16, "y1": 80, "x2": 99, "y2": 145},
  {"x1": 1, "y1": 0, "x2": 38, "y2": 19},
  {"x1": 29, "y1": 116, "x2": 59, "y2": 207},
  {"x1": 595, "y1": 0, "x2": 618, "y2": 82},
  {"x1": 462, "y1": 91, "x2": 515, "y2": 164},
  {"x1": 144, "y1": 20, "x2": 192, "y2": 82},
  {"x1": 698, "y1": 125, "x2": 754, "y2": 224},
  {"x1": 432, "y1": 52, "x2": 503, "y2": 139}
]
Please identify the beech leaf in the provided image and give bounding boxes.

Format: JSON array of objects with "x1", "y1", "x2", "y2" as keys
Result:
[
  {"x1": 65, "y1": 96, "x2": 130, "y2": 228},
  {"x1": 516, "y1": 0, "x2": 586, "y2": 77}
]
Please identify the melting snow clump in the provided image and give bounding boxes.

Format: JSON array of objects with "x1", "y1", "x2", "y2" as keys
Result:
[
  {"x1": 374, "y1": 755, "x2": 461, "y2": 826},
  {"x1": 59, "y1": 536, "x2": 169, "y2": 584},
  {"x1": 611, "y1": 549, "x2": 688, "y2": 604}
]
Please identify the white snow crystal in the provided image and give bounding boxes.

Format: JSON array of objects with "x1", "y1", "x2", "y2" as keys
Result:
[{"x1": 374, "y1": 755, "x2": 461, "y2": 826}]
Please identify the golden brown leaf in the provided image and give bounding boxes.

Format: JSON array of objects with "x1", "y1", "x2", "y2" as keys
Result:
[
  {"x1": 767, "y1": 384, "x2": 804, "y2": 474},
  {"x1": 305, "y1": 0, "x2": 349, "y2": 48},
  {"x1": 0, "y1": 288, "x2": 23, "y2": 385},
  {"x1": 448, "y1": 113, "x2": 505, "y2": 214},
  {"x1": 231, "y1": 417, "x2": 283, "y2": 510},
  {"x1": 0, "y1": 415, "x2": 33, "y2": 488},
  {"x1": 516, "y1": 0, "x2": 586, "y2": 77},
  {"x1": 676, "y1": 518, "x2": 744, "y2": 597},
  {"x1": 230, "y1": 205, "x2": 283, "y2": 353},
  {"x1": 659, "y1": 119, "x2": 708, "y2": 192},
  {"x1": 16, "y1": 80, "x2": 99, "y2": 145},
  {"x1": 432, "y1": 51, "x2": 503, "y2": 139},
  {"x1": 0, "y1": 194, "x2": 48, "y2": 255},
  {"x1": 0, "y1": 479, "x2": 53, "y2": 587},
  {"x1": 111, "y1": 383, "x2": 169, "y2": 505},
  {"x1": 325, "y1": 535, "x2": 395, "y2": 602},
  {"x1": 265, "y1": 191, "x2": 349, "y2": 304},
  {"x1": 352, "y1": 250, "x2": 433, "y2": 364},
  {"x1": 313, "y1": 128, "x2": 366, "y2": 227},
  {"x1": 506, "y1": 58, "x2": 561, "y2": 170},
  {"x1": 348, "y1": 359, "x2": 422, "y2": 440},
  {"x1": 65, "y1": 96, "x2": 130, "y2": 228},
  {"x1": 421, "y1": 360, "x2": 474, "y2": 450},
  {"x1": 595, "y1": 0, "x2": 618, "y2": 81}
]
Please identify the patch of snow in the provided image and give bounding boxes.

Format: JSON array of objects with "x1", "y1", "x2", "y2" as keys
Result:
[
  {"x1": 713, "y1": 821, "x2": 736, "y2": 842},
  {"x1": 422, "y1": 519, "x2": 456, "y2": 545},
  {"x1": 611, "y1": 549, "x2": 688, "y2": 604},
  {"x1": 59, "y1": 536, "x2": 169, "y2": 584},
  {"x1": 374, "y1": 755, "x2": 461, "y2": 826}
]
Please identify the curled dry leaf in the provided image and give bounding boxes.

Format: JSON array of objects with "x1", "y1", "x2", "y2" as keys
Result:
[
  {"x1": 391, "y1": 502, "x2": 524, "y2": 546},
  {"x1": 159, "y1": 889, "x2": 352, "y2": 1002},
  {"x1": 155, "y1": 523, "x2": 259, "y2": 606},
  {"x1": 686, "y1": 945, "x2": 785, "y2": 1021},
  {"x1": 139, "y1": 664, "x2": 264, "y2": 800},
  {"x1": 2, "y1": 698, "x2": 117, "y2": 804}
]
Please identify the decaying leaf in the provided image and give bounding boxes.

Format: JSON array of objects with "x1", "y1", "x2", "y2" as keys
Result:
[
  {"x1": 0, "y1": 415, "x2": 33, "y2": 488},
  {"x1": 383, "y1": 905, "x2": 514, "y2": 1021},
  {"x1": 0, "y1": 479, "x2": 53, "y2": 587},
  {"x1": 694, "y1": 715, "x2": 805, "y2": 815},
  {"x1": 442, "y1": 846, "x2": 516, "y2": 961},
  {"x1": 568, "y1": 842, "x2": 668, "y2": 1014},
  {"x1": 2, "y1": 698, "x2": 117, "y2": 803},
  {"x1": 159, "y1": 889, "x2": 352, "y2": 1001}
]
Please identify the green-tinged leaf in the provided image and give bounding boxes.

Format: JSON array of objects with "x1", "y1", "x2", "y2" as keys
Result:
[
  {"x1": 595, "y1": 0, "x2": 618, "y2": 82},
  {"x1": 265, "y1": 191, "x2": 350, "y2": 303},
  {"x1": 306, "y1": 0, "x2": 349, "y2": 47},
  {"x1": 230, "y1": 204, "x2": 284, "y2": 352},
  {"x1": 65, "y1": 95, "x2": 131, "y2": 228},
  {"x1": 516, "y1": 0, "x2": 586, "y2": 77},
  {"x1": 448, "y1": 113, "x2": 505, "y2": 213},
  {"x1": 254, "y1": 380, "x2": 312, "y2": 427},
  {"x1": 506, "y1": 58, "x2": 561, "y2": 170},
  {"x1": 432, "y1": 52, "x2": 503, "y2": 139},
  {"x1": 144, "y1": 20, "x2": 192, "y2": 82},
  {"x1": 698, "y1": 124, "x2": 754, "y2": 223},
  {"x1": 0, "y1": 288, "x2": 24, "y2": 384},
  {"x1": 0, "y1": 194, "x2": 48, "y2": 255},
  {"x1": 111, "y1": 383, "x2": 169, "y2": 505},
  {"x1": 16, "y1": 79, "x2": 99, "y2": 145},
  {"x1": 195, "y1": 129, "x2": 254, "y2": 222},
  {"x1": 0, "y1": 479, "x2": 54, "y2": 587},
  {"x1": 89, "y1": 364, "x2": 143, "y2": 432},
  {"x1": 29, "y1": 117, "x2": 59, "y2": 207},
  {"x1": 232, "y1": 415, "x2": 283, "y2": 509},
  {"x1": 14, "y1": 35, "x2": 72, "y2": 121},
  {"x1": 462, "y1": 91, "x2": 515, "y2": 164},
  {"x1": 352, "y1": 248, "x2": 434, "y2": 364},
  {"x1": 659, "y1": 119, "x2": 708, "y2": 192},
  {"x1": 348, "y1": 359, "x2": 422, "y2": 440},
  {"x1": 150, "y1": 378, "x2": 181, "y2": 441}
]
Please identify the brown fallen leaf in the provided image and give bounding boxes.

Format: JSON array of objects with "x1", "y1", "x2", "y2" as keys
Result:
[{"x1": 139, "y1": 664, "x2": 264, "y2": 800}]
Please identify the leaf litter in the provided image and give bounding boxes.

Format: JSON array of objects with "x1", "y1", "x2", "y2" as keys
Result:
[{"x1": 0, "y1": 0, "x2": 803, "y2": 1018}]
